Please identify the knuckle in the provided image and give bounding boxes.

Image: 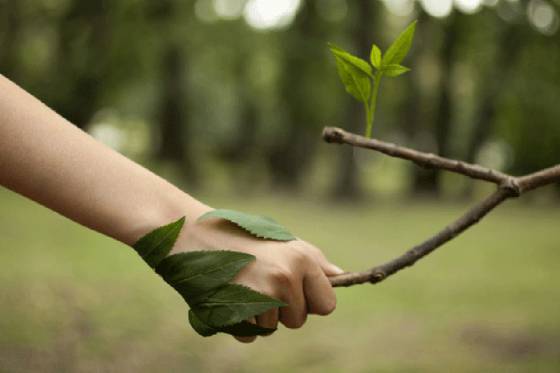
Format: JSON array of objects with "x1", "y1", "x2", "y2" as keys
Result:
[
  {"x1": 270, "y1": 268, "x2": 293, "y2": 285},
  {"x1": 290, "y1": 246, "x2": 307, "y2": 261},
  {"x1": 296, "y1": 240, "x2": 321, "y2": 255},
  {"x1": 290, "y1": 245, "x2": 313, "y2": 264},
  {"x1": 302, "y1": 241, "x2": 321, "y2": 254}
]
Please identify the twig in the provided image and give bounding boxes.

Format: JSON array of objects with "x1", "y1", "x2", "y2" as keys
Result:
[
  {"x1": 323, "y1": 127, "x2": 560, "y2": 287},
  {"x1": 323, "y1": 127, "x2": 512, "y2": 186}
]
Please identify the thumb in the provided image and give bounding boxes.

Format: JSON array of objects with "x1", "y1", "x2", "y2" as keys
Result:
[
  {"x1": 322, "y1": 261, "x2": 345, "y2": 276},
  {"x1": 312, "y1": 249, "x2": 345, "y2": 276},
  {"x1": 301, "y1": 241, "x2": 345, "y2": 276}
]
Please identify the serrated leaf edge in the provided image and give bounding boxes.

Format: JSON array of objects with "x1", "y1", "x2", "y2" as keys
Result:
[
  {"x1": 197, "y1": 209, "x2": 296, "y2": 241},
  {"x1": 133, "y1": 216, "x2": 185, "y2": 267}
]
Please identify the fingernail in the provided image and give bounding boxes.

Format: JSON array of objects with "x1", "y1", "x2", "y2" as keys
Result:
[{"x1": 329, "y1": 264, "x2": 345, "y2": 274}]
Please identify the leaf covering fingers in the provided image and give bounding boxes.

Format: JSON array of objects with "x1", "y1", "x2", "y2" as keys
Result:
[
  {"x1": 190, "y1": 284, "x2": 286, "y2": 327},
  {"x1": 188, "y1": 310, "x2": 277, "y2": 337},
  {"x1": 156, "y1": 250, "x2": 255, "y2": 296},
  {"x1": 134, "y1": 213, "x2": 288, "y2": 338}
]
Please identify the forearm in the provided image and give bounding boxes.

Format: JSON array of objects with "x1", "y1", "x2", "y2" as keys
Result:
[{"x1": 0, "y1": 75, "x2": 208, "y2": 245}]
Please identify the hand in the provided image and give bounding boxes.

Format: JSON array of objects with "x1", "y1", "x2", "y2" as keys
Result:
[
  {"x1": 0, "y1": 76, "x2": 340, "y2": 343},
  {"x1": 170, "y1": 210, "x2": 344, "y2": 343}
]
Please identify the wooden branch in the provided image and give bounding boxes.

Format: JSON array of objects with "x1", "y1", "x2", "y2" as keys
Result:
[
  {"x1": 323, "y1": 127, "x2": 512, "y2": 187},
  {"x1": 323, "y1": 127, "x2": 560, "y2": 287}
]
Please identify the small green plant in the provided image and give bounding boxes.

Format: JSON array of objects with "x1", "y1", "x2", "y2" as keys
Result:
[{"x1": 329, "y1": 21, "x2": 417, "y2": 138}]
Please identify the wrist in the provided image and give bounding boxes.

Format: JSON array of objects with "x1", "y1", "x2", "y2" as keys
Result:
[{"x1": 122, "y1": 184, "x2": 212, "y2": 248}]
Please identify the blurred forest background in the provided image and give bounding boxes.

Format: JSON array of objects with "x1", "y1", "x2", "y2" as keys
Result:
[
  {"x1": 1, "y1": 0, "x2": 559, "y2": 199},
  {"x1": 1, "y1": 0, "x2": 560, "y2": 372}
]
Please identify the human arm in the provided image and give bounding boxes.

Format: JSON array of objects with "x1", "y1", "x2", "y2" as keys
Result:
[{"x1": 0, "y1": 75, "x2": 343, "y2": 342}]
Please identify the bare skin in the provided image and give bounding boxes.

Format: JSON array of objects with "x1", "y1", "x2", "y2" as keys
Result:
[{"x1": 0, "y1": 75, "x2": 343, "y2": 343}]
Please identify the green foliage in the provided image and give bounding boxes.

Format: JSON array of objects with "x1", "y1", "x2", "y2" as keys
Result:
[
  {"x1": 370, "y1": 44, "x2": 382, "y2": 69},
  {"x1": 329, "y1": 21, "x2": 417, "y2": 138},
  {"x1": 132, "y1": 217, "x2": 185, "y2": 268},
  {"x1": 382, "y1": 21, "x2": 417, "y2": 66},
  {"x1": 158, "y1": 251, "x2": 283, "y2": 336},
  {"x1": 333, "y1": 56, "x2": 372, "y2": 103},
  {"x1": 155, "y1": 251, "x2": 254, "y2": 294},
  {"x1": 188, "y1": 309, "x2": 219, "y2": 337},
  {"x1": 197, "y1": 209, "x2": 296, "y2": 241},
  {"x1": 189, "y1": 284, "x2": 285, "y2": 327},
  {"x1": 381, "y1": 64, "x2": 411, "y2": 77},
  {"x1": 329, "y1": 43, "x2": 373, "y2": 77},
  {"x1": 329, "y1": 43, "x2": 372, "y2": 104},
  {"x1": 133, "y1": 211, "x2": 294, "y2": 337}
]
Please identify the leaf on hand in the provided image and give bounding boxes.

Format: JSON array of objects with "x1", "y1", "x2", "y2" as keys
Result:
[
  {"x1": 138, "y1": 215, "x2": 287, "y2": 338},
  {"x1": 220, "y1": 320, "x2": 276, "y2": 337},
  {"x1": 197, "y1": 209, "x2": 296, "y2": 241},
  {"x1": 191, "y1": 284, "x2": 286, "y2": 327},
  {"x1": 132, "y1": 216, "x2": 185, "y2": 268},
  {"x1": 370, "y1": 44, "x2": 382, "y2": 69},
  {"x1": 156, "y1": 251, "x2": 255, "y2": 298},
  {"x1": 381, "y1": 64, "x2": 410, "y2": 77},
  {"x1": 382, "y1": 20, "x2": 417, "y2": 67},
  {"x1": 189, "y1": 310, "x2": 276, "y2": 337},
  {"x1": 188, "y1": 309, "x2": 217, "y2": 337}
]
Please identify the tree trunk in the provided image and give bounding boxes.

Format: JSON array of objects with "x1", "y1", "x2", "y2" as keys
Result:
[
  {"x1": 399, "y1": 11, "x2": 441, "y2": 198},
  {"x1": 411, "y1": 15, "x2": 460, "y2": 196},
  {"x1": 219, "y1": 57, "x2": 259, "y2": 164},
  {"x1": 156, "y1": 43, "x2": 198, "y2": 187},
  {"x1": 265, "y1": 0, "x2": 322, "y2": 191},
  {"x1": 48, "y1": 0, "x2": 110, "y2": 130},
  {"x1": 330, "y1": 0, "x2": 381, "y2": 201},
  {"x1": 0, "y1": 1, "x2": 21, "y2": 80},
  {"x1": 462, "y1": 23, "x2": 523, "y2": 197}
]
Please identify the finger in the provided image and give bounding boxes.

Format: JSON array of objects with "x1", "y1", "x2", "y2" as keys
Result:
[
  {"x1": 303, "y1": 264, "x2": 337, "y2": 315},
  {"x1": 233, "y1": 317, "x2": 257, "y2": 343},
  {"x1": 234, "y1": 335, "x2": 256, "y2": 343},
  {"x1": 279, "y1": 278, "x2": 307, "y2": 329},
  {"x1": 256, "y1": 308, "x2": 279, "y2": 336}
]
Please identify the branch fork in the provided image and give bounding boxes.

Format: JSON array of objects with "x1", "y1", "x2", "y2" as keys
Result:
[{"x1": 323, "y1": 126, "x2": 560, "y2": 287}]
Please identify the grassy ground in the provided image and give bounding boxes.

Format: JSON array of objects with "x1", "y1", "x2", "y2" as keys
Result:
[{"x1": 1, "y1": 187, "x2": 559, "y2": 372}]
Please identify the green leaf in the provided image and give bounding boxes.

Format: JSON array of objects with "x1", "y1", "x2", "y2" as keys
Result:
[
  {"x1": 333, "y1": 56, "x2": 372, "y2": 104},
  {"x1": 381, "y1": 64, "x2": 410, "y2": 77},
  {"x1": 328, "y1": 43, "x2": 373, "y2": 77},
  {"x1": 188, "y1": 310, "x2": 276, "y2": 337},
  {"x1": 328, "y1": 44, "x2": 372, "y2": 104},
  {"x1": 156, "y1": 251, "x2": 255, "y2": 299},
  {"x1": 197, "y1": 209, "x2": 296, "y2": 241},
  {"x1": 382, "y1": 20, "x2": 417, "y2": 67},
  {"x1": 188, "y1": 309, "x2": 217, "y2": 337},
  {"x1": 132, "y1": 216, "x2": 185, "y2": 268},
  {"x1": 220, "y1": 321, "x2": 276, "y2": 337},
  {"x1": 191, "y1": 284, "x2": 286, "y2": 327},
  {"x1": 370, "y1": 44, "x2": 382, "y2": 69}
]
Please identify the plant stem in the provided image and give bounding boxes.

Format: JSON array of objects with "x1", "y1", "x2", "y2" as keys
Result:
[
  {"x1": 365, "y1": 73, "x2": 382, "y2": 138},
  {"x1": 363, "y1": 101, "x2": 372, "y2": 137}
]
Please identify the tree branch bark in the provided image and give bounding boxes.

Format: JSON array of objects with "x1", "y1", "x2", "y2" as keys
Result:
[{"x1": 323, "y1": 127, "x2": 560, "y2": 287}]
